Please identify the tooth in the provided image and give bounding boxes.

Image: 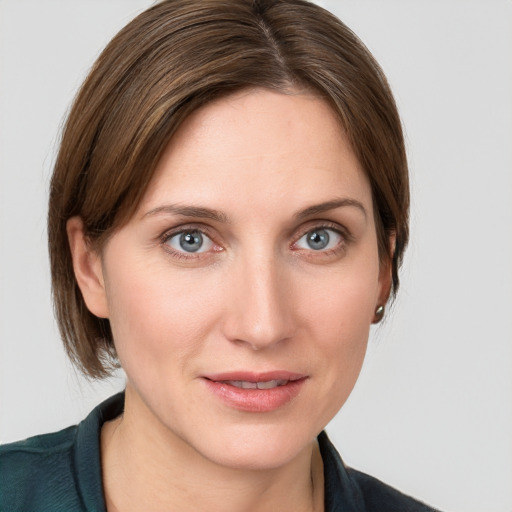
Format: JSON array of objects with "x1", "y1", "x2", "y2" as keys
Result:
[
  {"x1": 257, "y1": 379, "x2": 289, "y2": 389},
  {"x1": 223, "y1": 379, "x2": 290, "y2": 389},
  {"x1": 225, "y1": 380, "x2": 258, "y2": 389},
  {"x1": 257, "y1": 380, "x2": 277, "y2": 389}
]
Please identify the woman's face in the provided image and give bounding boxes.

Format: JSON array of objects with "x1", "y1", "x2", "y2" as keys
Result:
[{"x1": 88, "y1": 88, "x2": 389, "y2": 469}]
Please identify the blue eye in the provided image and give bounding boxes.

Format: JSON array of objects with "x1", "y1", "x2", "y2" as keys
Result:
[
  {"x1": 166, "y1": 230, "x2": 213, "y2": 253},
  {"x1": 296, "y1": 228, "x2": 342, "y2": 251}
]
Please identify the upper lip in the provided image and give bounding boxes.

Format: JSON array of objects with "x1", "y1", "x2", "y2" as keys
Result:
[{"x1": 203, "y1": 371, "x2": 307, "y2": 383}]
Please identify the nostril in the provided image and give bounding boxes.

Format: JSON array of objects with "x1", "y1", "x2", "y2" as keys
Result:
[{"x1": 221, "y1": 259, "x2": 296, "y2": 349}]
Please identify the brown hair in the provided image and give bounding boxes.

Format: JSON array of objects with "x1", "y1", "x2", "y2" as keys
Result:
[{"x1": 48, "y1": 0, "x2": 409, "y2": 378}]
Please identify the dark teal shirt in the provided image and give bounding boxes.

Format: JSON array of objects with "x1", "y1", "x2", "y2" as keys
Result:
[{"x1": 1, "y1": 392, "x2": 439, "y2": 511}]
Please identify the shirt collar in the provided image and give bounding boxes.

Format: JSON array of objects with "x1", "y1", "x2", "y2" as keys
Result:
[{"x1": 75, "y1": 392, "x2": 365, "y2": 512}]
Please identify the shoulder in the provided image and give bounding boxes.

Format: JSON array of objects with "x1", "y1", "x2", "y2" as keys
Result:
[
  {"x1": 318, "y1": 431, "x2": 441, "y2": 512},
  {"x1": 347, "y1": 467, "x2": 440, "y2": 512},
  {"x1": 0, "y1": 392, "x2": 123, "y2": 512},
  {"x1": 1, "y1": 424, "x2": 77, "y2": 456},
  {"x1": 0, "y1": 426, "x2": 85, "y2": 512}
]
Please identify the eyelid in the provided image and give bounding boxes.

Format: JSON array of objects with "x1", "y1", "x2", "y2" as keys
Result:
[
  {"x1": 159, "y1": 223, "x2": 216, "y2": 242},
  {"x1": 290, "y1": 221, "x2": 353, "y2": 258},
  {"x1": 295, "y1": 228, "x2": 340, "y2": 250},
  {"x1": 167, "y1": 230, "x2": 214, "y2": 254},
  {"x1": 292, "y1": 220, "x2": 351, "y2": 244},
  {"x1": 159, "y1": 223, "x2": 222, "y2": 259},
  {"x1": 157, "y1": 220, "x2": 352, "y2": 260}
]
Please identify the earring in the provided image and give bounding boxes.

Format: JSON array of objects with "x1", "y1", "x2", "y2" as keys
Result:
[{"x1": 372, "y1": 305, "x2": 385, "y2": 323}]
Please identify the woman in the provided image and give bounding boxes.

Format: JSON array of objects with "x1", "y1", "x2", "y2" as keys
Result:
[{"x1": 1, "y1": 1, "x2": 439, "y2": 510}]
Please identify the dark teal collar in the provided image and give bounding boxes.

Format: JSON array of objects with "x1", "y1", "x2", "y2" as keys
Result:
[{"x1": 73, "y1": 392, "x2": 434, "y2": 512}]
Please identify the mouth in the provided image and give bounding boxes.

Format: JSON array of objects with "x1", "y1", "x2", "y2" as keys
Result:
[
  {"x1": 202, "y1": 372, "x2": 307, "y2": 412},
  {"x1": 221, "y1": 379, "x2": 289, "y2": 390}
]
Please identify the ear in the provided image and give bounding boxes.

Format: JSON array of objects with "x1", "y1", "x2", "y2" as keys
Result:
[
  {"x1": 66, "y1": 217, "x2": 109, "y2": 319},
  {"x1": 373, "y1": 234, "x2": 395, "y2": 324}
]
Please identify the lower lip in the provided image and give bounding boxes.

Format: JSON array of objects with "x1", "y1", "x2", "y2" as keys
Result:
[{"x1": 203, "y1": 378, "x2": 306, "y2": 413}]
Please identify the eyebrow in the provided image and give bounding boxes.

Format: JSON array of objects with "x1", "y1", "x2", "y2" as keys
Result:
[
  {"x1": 143, "y1": 198, "x2": 366, "y2": 223},
  {"x1": 294, "y1": 198, "x2": 367, "y2": 221},
  {"x1": 143, "y1": 204, "x2": 229, "y2": 223}
]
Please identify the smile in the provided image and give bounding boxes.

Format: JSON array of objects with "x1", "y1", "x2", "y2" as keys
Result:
[
  {"x1": 203, "y1": 372, "x2": 307, "y2": 412},
  {"x1": 222, "y1": 379, "x2": 289, "y2": 389}
]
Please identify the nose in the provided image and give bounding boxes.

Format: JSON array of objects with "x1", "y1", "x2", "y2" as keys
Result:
[{"x1": 221, "y1": 250, "x2": 296, "y2": 351}]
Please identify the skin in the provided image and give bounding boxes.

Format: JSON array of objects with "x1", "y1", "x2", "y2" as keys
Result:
[{"x1": 68, "y1": 88, "x2": 392, "y2": 512}]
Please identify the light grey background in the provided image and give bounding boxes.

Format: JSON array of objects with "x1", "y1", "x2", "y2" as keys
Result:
[{"x1": 1, "y1": 1, "x2": 511, "y2": 511}]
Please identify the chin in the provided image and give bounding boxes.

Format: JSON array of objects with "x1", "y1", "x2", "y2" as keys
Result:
[{"x1": 185, "y1": 422, "x2": 320, "y2": 471}]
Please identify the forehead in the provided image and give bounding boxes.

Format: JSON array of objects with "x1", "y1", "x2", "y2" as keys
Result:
[{"x1": 138, "y1": 88, "x2": 372, "y2": 219}]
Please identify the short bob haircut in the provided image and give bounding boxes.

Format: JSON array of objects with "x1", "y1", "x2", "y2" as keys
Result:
[{"x1": 48, "y1": 0, "x2": 409, "y2": 378}]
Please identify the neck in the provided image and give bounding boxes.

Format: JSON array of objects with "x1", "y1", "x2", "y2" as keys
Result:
[{"x1": 101, "y1": 386, "x2": 324, "y2": 512}]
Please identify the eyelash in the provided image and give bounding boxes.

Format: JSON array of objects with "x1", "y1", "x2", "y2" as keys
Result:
[
  {"x1": 159, "y1": 224, "x2": 219, "y2": 260},
  {"x1": 159, "y1": 222, "x2": 352, "y2": 261},
  {"x1": 291, "y1": 222, "x2": 352, "y2": 258}
]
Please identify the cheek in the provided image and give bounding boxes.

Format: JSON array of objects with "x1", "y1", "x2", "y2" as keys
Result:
[
  {"x1": 303, "y1": 256, "x2": 380, "y2": 339},
  {"x1": 310, "y1": 288, "x2": 372, "y2": 377},
  {"x1": 300, "y1": 257, "x2": 379, "y2": 395},
  {"x1": 104, "y1": 258, "x2": 221, "y2": 375}
]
